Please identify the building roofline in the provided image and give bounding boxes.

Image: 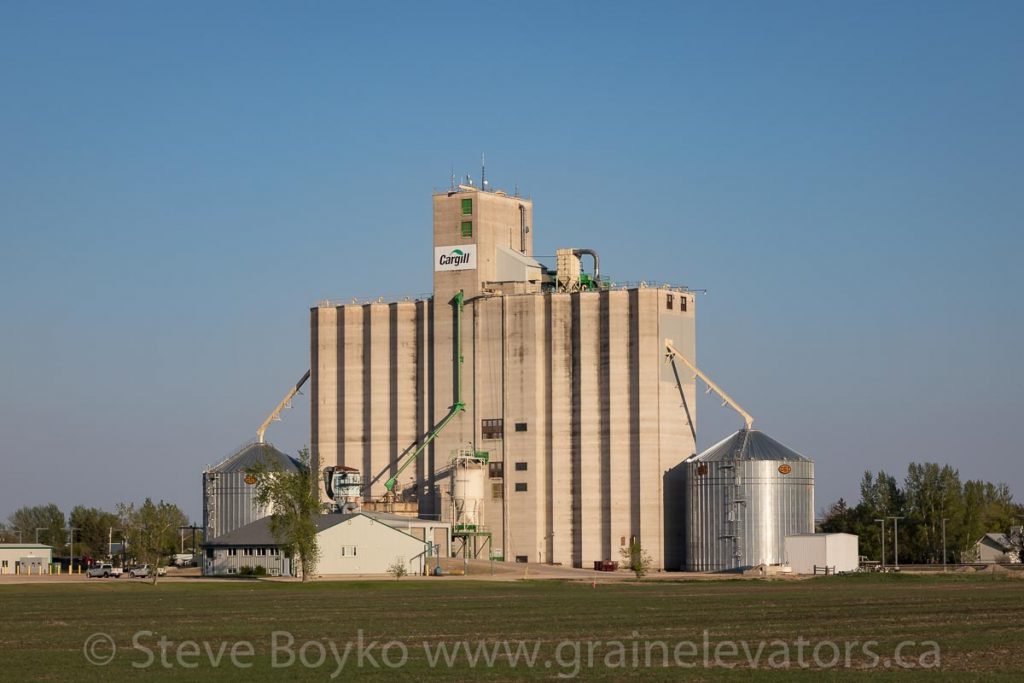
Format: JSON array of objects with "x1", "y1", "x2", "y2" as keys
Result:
[{"x1": 204, "y1": 512, "x2": 432, "y2": 548}]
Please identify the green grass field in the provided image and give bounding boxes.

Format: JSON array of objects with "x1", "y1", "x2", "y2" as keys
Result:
[{"x1": 3, "y1": 574, "x2": 1023, "y2": 681}]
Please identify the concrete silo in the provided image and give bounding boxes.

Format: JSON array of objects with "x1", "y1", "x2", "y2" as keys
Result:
[
  {"x1": 684, "y1": 429, "x2": 814, "y2": 571},
  {"x1": 310, "y1": 183, "x2": 699, "y2": 569}
]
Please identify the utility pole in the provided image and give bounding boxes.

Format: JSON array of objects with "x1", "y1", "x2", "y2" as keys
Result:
[
  {"x1": 69, "y1": 528, "x2": 80, "y2": 570},
  {"x1": 941, "y1": 518, "x2": 949, "y2": 572},
  {"x1": 888, "y1": 516, "x2": 905, "y2": 570},
  {"x1": 875, "y1": 519, "x2": 886, "y2": 570},
  {"x1": 179, "y1": 525, "x2": 202, "y2": 557},
  {"x1": 35, "y1": 528, "x2": 46, "y2": 544},
  {"x1": 108, "y1": 527, "x2": 122, "y2": 560}
]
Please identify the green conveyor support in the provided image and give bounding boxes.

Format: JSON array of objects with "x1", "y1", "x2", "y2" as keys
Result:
[{"x1": 385, "y1": 291, "x2": 466, "y2": 492}]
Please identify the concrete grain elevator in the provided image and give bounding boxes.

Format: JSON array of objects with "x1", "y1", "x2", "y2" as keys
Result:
[{"x1": 311, "y1": 182, "x2": 698, "y2": 569}]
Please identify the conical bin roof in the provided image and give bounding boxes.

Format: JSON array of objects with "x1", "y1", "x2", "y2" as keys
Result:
[
  {"x1": 207, "y1": 442, "x2": 300, "y2": 473},
  {"x1": 689, "y1": 429, "x2": 811, "y2": 463}
]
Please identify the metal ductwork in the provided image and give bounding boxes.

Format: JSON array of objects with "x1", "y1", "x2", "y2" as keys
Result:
[
  {"x1": 572, "y1": 248, "x2": 599, "y2": 282},
  {"x1": 519, "y1": 204, "x2": 528, "y2": 254}
]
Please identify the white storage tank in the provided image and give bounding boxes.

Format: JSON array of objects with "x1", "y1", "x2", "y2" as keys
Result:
[
  {"x1": 785, "y1": 533, "x2": 859, "y2": 574},
  {"x1": 451, "y1": 454, "x2": 487, "y2": 531},
  {"x1": 202, "y1": 442, "x2": 299, "y2": 542},
  {"x1": 685, "y1": 429, "x2": 814, "y2": 571}
]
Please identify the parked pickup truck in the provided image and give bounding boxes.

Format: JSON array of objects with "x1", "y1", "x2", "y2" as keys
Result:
[
  {"x1": 86, "y1": 563, "x2": 122, "y2": 578},
  {"x1": 128, "y1": 564, "x2": 167, "y2": 578},
  {"x1": 172, "y1": 553, "x2": 195, "y2": 567}
]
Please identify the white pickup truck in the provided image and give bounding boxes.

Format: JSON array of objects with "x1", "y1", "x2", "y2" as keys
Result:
[
  {"x1": 85, "y1": 563, "x2": 123, "y2": 578},
  {"x1": 172, "y1": 553, "x2": 195, "y2": 567},
  {"x1": 128, "y1": 564, "x2": 167, "y2": 578}
]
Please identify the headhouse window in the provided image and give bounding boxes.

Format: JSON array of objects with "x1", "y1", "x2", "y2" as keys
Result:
[
  {"x1": 680, "y1": 296, "x2": 687, "y2": 312},
  {"x1": 461, "y1": 221, "x2": 473, "y2": 238},
  {"x1": 461, "y1": 198, "x2": 473, "y2": 215},
  {"x1": 667, "y1": 294, "x2": 674, "y2": 310},
  {"x1": 482, "y1": 419, "x2": 504, "y2": 439}
]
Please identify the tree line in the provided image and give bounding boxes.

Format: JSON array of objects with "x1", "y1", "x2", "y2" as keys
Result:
[
  {"x1": 1, "y1": 499, "x2": 195, "y2": 567},
  {"x1": 819, "y1": 462, "x2": 1023, "y2": 564}
]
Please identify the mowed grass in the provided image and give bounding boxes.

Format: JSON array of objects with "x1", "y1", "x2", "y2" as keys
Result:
[{"x1": 2, "y1": 574, "x2": 1023, "y2": 681}]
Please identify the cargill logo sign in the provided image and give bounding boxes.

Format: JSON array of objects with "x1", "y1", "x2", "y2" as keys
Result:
[
  {"x1": 439, "y1": 249, "x2": 470, "y2": 266},
  {"x1": 435, "y1": 245, "x2": 477, "y2": 272}
]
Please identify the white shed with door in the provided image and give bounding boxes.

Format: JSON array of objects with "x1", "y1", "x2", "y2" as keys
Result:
[
  {"x1": 0, "y1": 544, "x2": 53, "y2": 574},
  {"x1": 784, "y1": 533, "x2": 858, "y2": 574},
  {"x1": 317, "y1": 514, "x2": 430, "y2": 576}
]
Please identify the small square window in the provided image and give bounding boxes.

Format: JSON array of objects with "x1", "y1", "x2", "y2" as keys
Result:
[
  {"x1": 489, "y1": 462, "x2": 504, "y2": 478},
  {"x1": 514, "y1": 482, "x2": 528, "y2": 492},
  {"x1": 461, "y1": 198, "x2": 472, "y2": 215},
  {"x1": 461, "y1": 221, "x2": 473, "y2": 238},
  {"x1": 515, "y1": 555, "x2": 528, "y2": 563},
  {"x1": 515, "y1": 462, "x2": 528, "y2": 471},
  {"x1": 515, "y1": 422, "x2": 528, "y2": 432}
]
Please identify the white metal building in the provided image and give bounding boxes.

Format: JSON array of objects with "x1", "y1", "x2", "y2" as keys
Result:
[
  {"x1": 784, "y1": 533, "x2": 859, "y2": 574},
  {"x1": 203, "y1": 513, "x2": 443, "y2": 576},
  {"x1": 0, "y1": 544, "x2": 53, "y2": 574}
]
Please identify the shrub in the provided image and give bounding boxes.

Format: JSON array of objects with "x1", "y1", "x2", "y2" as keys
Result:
[{"x1": 619, "y1": 540, "x2": 652, "y2": 578}]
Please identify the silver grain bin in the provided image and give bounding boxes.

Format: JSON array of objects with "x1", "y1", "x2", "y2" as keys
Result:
[
  {"x1": 202, "y1": 442, "x2": 299, "y2": 542},
  {"x1": 685, "y1": 429, "x2": 813, "y2": 571}
]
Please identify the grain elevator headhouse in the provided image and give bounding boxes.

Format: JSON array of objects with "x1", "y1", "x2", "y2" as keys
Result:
[{"x1": 311, "y1": 181, "x2": 698, "y2": 570}]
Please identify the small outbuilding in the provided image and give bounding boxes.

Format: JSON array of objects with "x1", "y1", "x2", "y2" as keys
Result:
[
  {"x1": 784, "y1": 533, "x2": 859, "y2": 574},
  {"x1": 973, "y1": 533, "x2": 1019, "y2": 564},
  {"x1": 0, "y1": 544, "x2": 54, "y2": 575}
]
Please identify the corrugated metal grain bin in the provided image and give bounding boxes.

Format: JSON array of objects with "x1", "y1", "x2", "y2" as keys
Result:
[
  {"x1": 202, "y1": 442, "x2": 299, "y2": 543},
  {"x1": 684, "y1": 429, "x2": 814, "y2": 571}
]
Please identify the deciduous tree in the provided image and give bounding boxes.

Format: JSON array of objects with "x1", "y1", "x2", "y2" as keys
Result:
[{"x1": 247, "y1": 446, "x2": 325, "y2": 581}]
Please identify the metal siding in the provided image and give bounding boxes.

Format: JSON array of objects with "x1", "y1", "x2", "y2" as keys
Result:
[
  {"x1": 204, "y1": 471, "x2": 268, "y2": 541},
  {"x1": 685, "y1": 458, "x2": 813, "y2": 571}
]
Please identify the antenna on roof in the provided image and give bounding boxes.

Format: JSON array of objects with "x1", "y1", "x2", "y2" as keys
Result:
[
  {"x1": 449, "y1": 164, "x2": 455, "y2": 191},
  {"x1": 481, "y1": 153, "x2": 487, "y2": 191}
]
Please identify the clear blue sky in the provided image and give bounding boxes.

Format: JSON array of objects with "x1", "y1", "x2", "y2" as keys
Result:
[{"x1": 1, "y1": 1, "x2": 1021, "y2": 524}]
